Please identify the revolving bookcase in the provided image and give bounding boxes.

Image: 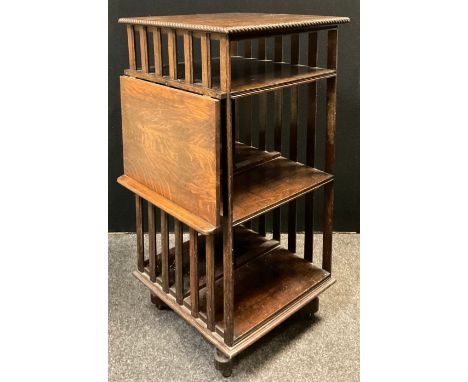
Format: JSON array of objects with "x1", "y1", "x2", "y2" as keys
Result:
[{"x1": 117, "y1": 13, "x2": 350, "y2": 377}]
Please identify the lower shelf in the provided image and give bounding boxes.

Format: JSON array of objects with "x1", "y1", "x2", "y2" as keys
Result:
[
  {"x1": 184, "y1": 227, "x2": 333, "y2": 342},
  {"x1": 134, "y1": 226, "x2": 334, "y2": 355}
]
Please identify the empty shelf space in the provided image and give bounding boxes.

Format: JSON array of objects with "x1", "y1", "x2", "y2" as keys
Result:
[
  {"x1": 228, "y1": 57, "x2": 336, "y2": 97},
  {"x1": 233, "y1": 157, "x2": 333, "y2": 225},
  {"x1": 196, "y1": 231, "x2": 332, "y2": 341},
  {"x1": 235, "y1": 142, "x2": 280, "y2": 173},
  {"x1": 127, "y1": 57, "x2": 335, "y2": 98},
  {"x1": 143, "y1": 226, "x2": 279, "y2": 300}
]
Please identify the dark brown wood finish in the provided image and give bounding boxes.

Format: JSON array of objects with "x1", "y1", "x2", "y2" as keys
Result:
[
  {"x1": 206, "y1": 234, "x2": 216, "y2": 331},
  {"x1": 323, "y1": 30, "x2": 338, "y2": 273},
  {"x1": 201, "y1": 33, "x2": 212, "y2": 88},
  {"x1": 175, "y1": 219, "x2": 184, "y2": 304},
  {"x1": 183, "y1": 31, "x2": 194, "y2": 83},
  {"x1": 148, "y1": 202, "x2": 157, "y2": 281},
  {"x1": 126, "y1": 25, "x2": 136, "y2": 70},
  {"x1": 198, "y1": 237, "x2": 332, "y2": 340},
  {"x1": 135, "y1": 194, "x2": 144, "y2": 272},
  {"x1": 304, "y1": 31, "x2": 318, "y2": 262},
  {"x1": 220, "y1": 35, "x2": 234, "y2": 347},
  {"x1": 118, "y1": 13, "x2": 349, "y2": 373},
  {"x1": 119, "y1": 13, "x2": 350, "y2": 36},
  {"x1": 272, "y1": 36, "x2": 283, "y2": 241},
  {"x1": 149, "y1": 27, "x2": 162, "y2": 76},
  {"x1": 167, "y1": 29, "x2": 177, "y2": 79},
  {"x1": 120, "y1": 76, "x2": 221, "y2": 228},
  {"x1": 288, "y1": 34, "x2": 300, "y2": 253},
  {"x1": 189, "y1": 228, "x2": 199, "y2": 317},
  {"x1": 138, "y1": 26, "x2": 149, "y2": 73},
  {"x1": 233, "y1": 157, "x2": 333, "y2": 225},
  {"x1": 161, "y1": 210, "x2": 170, "y2": 292}
]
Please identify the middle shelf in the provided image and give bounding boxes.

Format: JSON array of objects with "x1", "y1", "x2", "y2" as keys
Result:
[
  {"x1": 232, "y1": 143, "x2": 333, "y2": 225},
  {"x1": 118, "y1": 143, "x2": 333, "y2": 234}
]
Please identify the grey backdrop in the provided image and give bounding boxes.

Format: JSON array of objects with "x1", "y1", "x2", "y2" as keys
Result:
[{"x1": 108, "y1": 1, "x2": 359, "y2": 232}]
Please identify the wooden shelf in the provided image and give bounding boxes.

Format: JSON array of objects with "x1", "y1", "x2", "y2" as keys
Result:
[
  {"x1": 228, "y1": 57, "x2": 336, "y2": 97},
  {"x1": 193, "y1": 227, "x2": 333, "y2": 342},
  {"x1": 117, "y1": 175, "x2": 217, "y2": 235},
  {"x1": 143, "y1": 226, "x2": 278, "y2": 299},
  {"x1": 125, "y1": 57, "x2": 335, "y2": 99},
  {"x1": 233, "y1": 155, "x2": 333, "y2": 225},
  {"x1": 234, "y1": 142, "x2": 280, "y2": 173}
]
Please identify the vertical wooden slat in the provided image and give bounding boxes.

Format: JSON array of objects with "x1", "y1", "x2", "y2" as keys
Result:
[
  {"x1": 230, "y1": 41, "x2": 238, "y2": 56},
  {"x1": 258, "y1": 38, "x2": 266, "y2": 60},
  {"x1": 183, "y1": 31, "x2": 193, "y2": 84},
  {"x1": 291, "y1": 34, "x2": 299, "y2": 65},
  {"x1": 244, "y1": 40, "x2": 252, "y2": 58},
  {"x1": 323, "y1": 30, "x2": 338, "y2": 273},
  {"x1": 327, "y1": 29, "x2": 338, "y2": 70},
  {"x1": 175, "y1": 219, "x2": 183, "y2": 304},
  {"x1": 274, "y1": 36, "x2": 283, "y2": 62},
  {"x1": 287, "y1": 34, "x2": 300, "y2": 253},
  {"x1": 168, "y1": 29, "x2": 177, "y2": 80},
  {"x1": 189, "y1": 228, "x2": 199, "y2": 317},
  {"x1": 243, "y1": 34, "x2": 252, "y2": 230},
  {"x1": 206, "y1": 234, "x2": 215, "y2": 331},
  {"x1": 148, "y1": 203, "x2": 157, "y2": 282},
  {"x1": 127, "y1": 25, "x2": 136, "y2": 70},
  {"x1": 138, "y1": 26, "x2": 149, "y2": 72},
  {"x1": 288, "y1": 88, "x2": 298, "y2": 252},
  {"x1": 150, "y1": 27, "x2": 162, "y2": 76},
  {"x1": 272, "y1": 37, "x2": 283, "y2": 241},
  {"x1": 135, "y1": 195, "x2": 144, "y2": 272},
  {"x1": 258, "y1": 91, "x2": 267, "y2": 236},
  {"x1": 305, "y1": 32, "x2": 318, "y2": 262},
  {"x1": 220, "y1": 36, "x2": 234, "y2": 346},
  {"x1": 201, "y1": 33, "x2": 212, "y2": 88},
  {"x1": 160, "y1": 210, "x2": 170, "y2": 292}
]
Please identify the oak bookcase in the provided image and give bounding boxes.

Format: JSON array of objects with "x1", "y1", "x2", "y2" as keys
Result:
[{"x1": 117, "y1": 12, "x2": 350, "y2": 377}]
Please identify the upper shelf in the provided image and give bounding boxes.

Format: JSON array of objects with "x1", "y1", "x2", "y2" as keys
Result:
[
  {"x1": 125, "y1": 57, "x2": 336, "y2": 99},
  {"x1": 119, "y1": 13, "x2": 350, "y2": 37}
]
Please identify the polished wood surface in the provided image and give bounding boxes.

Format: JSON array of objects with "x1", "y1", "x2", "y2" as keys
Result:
[
  {"x1": 120, "y1": 76, "x2": 221, "y2": 227},
  {"x1": 198, "y1": 233, "x2": 331, "y2": 340},
  {"x1": 118, "y1": 175, "x2": 216, "y2": 234},
  {"x1": 233, "y1": 157, "x2": 333, "y2": 225},
  {"x1": 119, "y1": 13, "x2": 350, "y2": 35},
  {"x1": 125, "y1": 57, "x2": 336, "y2": 99},
  {"x1": 118, "y1": 13, "x2": 348, "y2": 368}
]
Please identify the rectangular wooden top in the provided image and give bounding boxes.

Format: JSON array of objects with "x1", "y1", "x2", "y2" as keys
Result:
[{"x1": 118, "y1": 13, "x2": 350, "y2": 35}]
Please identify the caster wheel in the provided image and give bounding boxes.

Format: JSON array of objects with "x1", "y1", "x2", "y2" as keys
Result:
[
  {"x1": 150, "y1": 294, "x2": 170, "y2": 310},
  {"x1": 214, "y1": 349, "x2": 233, "y2": 377}
]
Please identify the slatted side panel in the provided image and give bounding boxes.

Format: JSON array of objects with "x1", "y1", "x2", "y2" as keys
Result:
[
  {"x1": 149, "y1": 27, "x2": 163, "y2": 76},
  {"x1": 183, "y1": 31, "x2": 194, "y2": 84},
  {"x1": 272, "y1": 36, "x2": 283, "y2": 242},
  {"x1": 126, "y1": 25, "x2": 136, "y2": 70},
  {"x1": 189, "y1": 228, "x2": 199, "y2": 317},
  {"x1": 201, "y1": 33, "x2": 212, "y2": 88},
  {"x1": 174, "y1": 219, "x2": 184, "y2": 304},
  {"x1": 304, "y1": 31, "x2": 318, "y2": 262},
  {"x1": 160, "y1": 210, "x2": 170, "y2": 292},
  {"x1": 288, "y1": 34, "x2": 300, "y2": 253},
  {"x1": 257, "y1": 37, "x2": 267, "y2": 237},
  {"x1": 135, "y1": 195, "x2": 144, "y2": 272},
  {"x1": 323, "y1": 29, "x2": 338, "y2": 273},
  {"x1": 205, "y1": 234, "x2": 215, "y2": 331},
  {"x1": 148, "y1": 202, "x2": 157, "y2": 281}
]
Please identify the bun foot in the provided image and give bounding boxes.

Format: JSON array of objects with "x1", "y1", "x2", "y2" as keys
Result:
[
  {"x1": 303, "y1": 297, "x2": 320, "y2": 318},
  {"x1": 214, "y1": 349, "x2": 233, "y2": 377},
  {"x1": 150, "y1": 293, "x2": 170, "y2": 310}
]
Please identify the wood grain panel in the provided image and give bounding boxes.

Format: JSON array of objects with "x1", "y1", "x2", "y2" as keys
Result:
[{"x1": 120, "y1": 76, "x2": 221, "y2": 227}]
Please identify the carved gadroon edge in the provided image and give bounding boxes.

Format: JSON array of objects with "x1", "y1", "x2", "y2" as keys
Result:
[{"x1": 118, "y1": 16, "x2": 351, "y2": 34}]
